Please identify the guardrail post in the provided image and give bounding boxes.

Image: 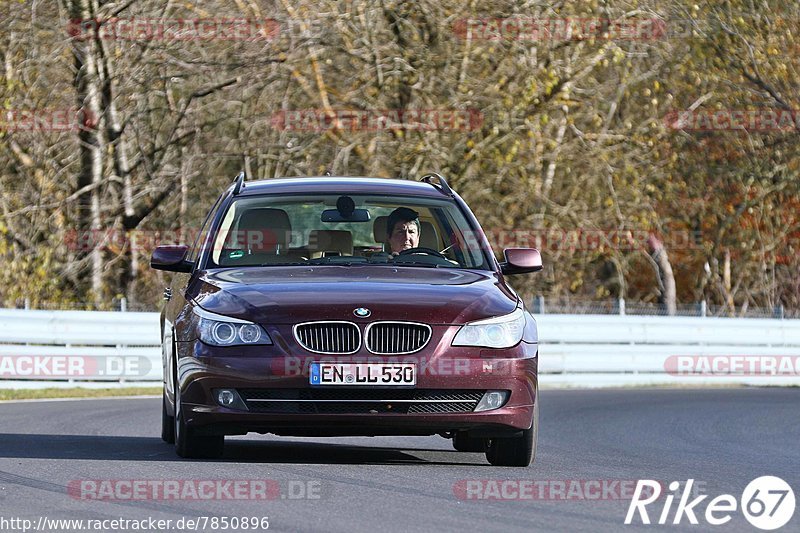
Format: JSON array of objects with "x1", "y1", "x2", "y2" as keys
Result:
[
  {"x1": 24, "y1": 298, "x2": 30, "y2": 310},
  {"x1": 533, "y1": 295, "x2": 545, "y2": 314},
  {"x1": 120, "y1": 298, "x2": 127, "y2": 312},
  {"x1": 616, "y1": 297, "x2": 626, "y2": 316},
  {"x1": 698, "y1": 300, "x2": 707, "y2": 317},
  {"x1": 774, "y1": 305, "x2": 784, "y2": 319}
]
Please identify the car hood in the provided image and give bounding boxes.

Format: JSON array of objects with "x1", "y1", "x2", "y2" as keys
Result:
[{"x1": 188, "y1": 265, "x2": 517, "y2": 325}]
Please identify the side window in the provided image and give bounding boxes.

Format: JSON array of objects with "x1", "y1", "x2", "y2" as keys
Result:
[{"x1": 186, "y1": 194, "x2": 224, "y2": 264}]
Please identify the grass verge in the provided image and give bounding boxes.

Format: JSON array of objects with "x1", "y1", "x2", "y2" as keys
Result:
[{"x1": 0, "y1": 387, "x2": 161, "y2": 400}]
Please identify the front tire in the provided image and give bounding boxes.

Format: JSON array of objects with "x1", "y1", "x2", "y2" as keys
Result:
[
  {"x1": 485, "y1": 395, "x2": 538, "y2": 467},
  {"x1": 174, "y1": 386, "x2": 224, "y2": 459}
]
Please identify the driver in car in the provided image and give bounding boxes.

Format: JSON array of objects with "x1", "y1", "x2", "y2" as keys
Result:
[{"x1": 386, "y1": 207, "x2": 420, "y2": 255}]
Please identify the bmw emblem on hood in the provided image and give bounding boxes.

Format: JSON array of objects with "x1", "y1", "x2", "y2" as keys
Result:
[{"x1": 354, "y1": 307, "x2": 371, "y2": 318}]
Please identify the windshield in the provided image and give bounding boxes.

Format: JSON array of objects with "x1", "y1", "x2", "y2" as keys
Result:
[{"x1": 202, "y1": 194, "x2": 491, "y2": 270}]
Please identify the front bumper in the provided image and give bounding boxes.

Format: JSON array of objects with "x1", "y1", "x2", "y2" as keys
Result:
[{"x1": 173, "y1": 336, "x2": 538, "y2": 438}]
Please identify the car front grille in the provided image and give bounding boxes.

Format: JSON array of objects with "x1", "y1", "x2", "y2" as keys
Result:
[
  {"x1": 238, "y1": 388, "x2": 485, "y2": 414},
  {"x1": 294, "y1": 322, "x2": 360, "y2": 354},
  {"x1": 365, "y1": 322, "x2": 431, "y2": 354}
]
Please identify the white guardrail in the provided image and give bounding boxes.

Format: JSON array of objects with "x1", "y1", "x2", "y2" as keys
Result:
[{"x1": 1, "y1": 309, "x2": 799, "y2": 388}]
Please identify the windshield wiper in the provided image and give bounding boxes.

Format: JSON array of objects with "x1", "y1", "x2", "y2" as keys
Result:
[
  {"x1": 305, "y1": 259, "x2": 370, "y2": 266},
  {"x1": 257, "y1": 261, "x2": 307, "y2": 267},
  {"x1": 389, "y1": 260, "x2": 448, "y2": 268}
]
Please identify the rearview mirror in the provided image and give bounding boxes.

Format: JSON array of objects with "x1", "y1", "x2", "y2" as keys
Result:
[
  {"x1": 500, "y1": 248, "x2": 543, "y2": 275},
  {"x1": 321, "y1": 208, "x2": 371, "y2": 222},
  {"x1": 151, "y1": 245, "x2": 193, "y2": 273}
]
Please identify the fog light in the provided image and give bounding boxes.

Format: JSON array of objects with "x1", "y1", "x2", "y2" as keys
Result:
[
  {"x1": 214, "y1": 388, "x2": 248, "y2": 411},
  {"x1": 218, "y1": 389, "x2": 235, "y2": 406},
  {"x1": 474, "y1": 390, "x2": 510, "y2": 412}
]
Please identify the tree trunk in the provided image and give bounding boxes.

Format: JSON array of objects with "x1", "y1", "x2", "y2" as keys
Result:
[
  {"x1": 647, "y1": 235, "x2": 677, "y2": 316},
  {"x1": 65, "y1": 0, "x2": 105, "y2": 303},
  {"x1": 97, "y1": 23, "x2": 137, "y2": 302}
]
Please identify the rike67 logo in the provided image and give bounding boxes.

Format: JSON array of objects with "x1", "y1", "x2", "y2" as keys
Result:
[{"x1": 625, "y1": 477, "x2": 795, "y2": 530}]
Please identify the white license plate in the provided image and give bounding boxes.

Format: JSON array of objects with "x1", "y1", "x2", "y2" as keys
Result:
[{"x1": 310, "y1": 363, "x2": 416, "y2": 386}]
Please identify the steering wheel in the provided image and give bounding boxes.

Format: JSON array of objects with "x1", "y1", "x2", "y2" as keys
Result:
[{"x1": 397, "y1": 247, "x2": 447, "y2": 259}]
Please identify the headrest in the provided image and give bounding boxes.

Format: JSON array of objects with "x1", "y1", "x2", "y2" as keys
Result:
[
  {"x1": 419, "y1": 221, "x2": 438, "y2": 249},
  {"x1": 373, "y1": 216, "x2": 388, "y2": 243},
  {"x1": 235, "y1": 208, "x2": 292, "y2": 251},
  {"x1": 308, "y1": 230, "x2": 353, "y2": 255}
]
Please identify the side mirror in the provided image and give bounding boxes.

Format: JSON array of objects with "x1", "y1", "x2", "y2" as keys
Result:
[
  {"x1": 500, "y1": 248, "x2": 543, "y2": 275},
  {"x1": 151, "y1": 245, "x2": 193, "y2": 273}
]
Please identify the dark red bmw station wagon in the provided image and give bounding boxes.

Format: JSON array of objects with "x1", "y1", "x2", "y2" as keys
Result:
[{"x1": 152, "y1": 173, "x2": 542, "y2": 466}]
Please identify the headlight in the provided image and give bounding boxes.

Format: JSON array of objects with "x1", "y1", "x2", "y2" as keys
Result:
[
  {"x1": 452, "y1": 308, "x2": 525, "y2": 349},
  {"x1": 192, "y1": 306, "x2": 272, "y2": 346}
]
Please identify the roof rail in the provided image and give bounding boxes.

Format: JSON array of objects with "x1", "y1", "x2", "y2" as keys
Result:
[
  {"x1": 232, "y1": 171, "x2": 245, "y2": 195},
  {"x1": 420, "y1": 172, "x2": 454, "y2": 197}
]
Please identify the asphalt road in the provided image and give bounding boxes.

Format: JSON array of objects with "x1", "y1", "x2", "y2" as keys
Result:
[{"x1": 1, "y1": 389, "x2": 798, "y2": 533}]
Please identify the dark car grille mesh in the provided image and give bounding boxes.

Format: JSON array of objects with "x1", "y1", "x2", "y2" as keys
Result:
[
  {"x1": 366, "y1": 322, "x2": 431, "y2": 354},
  {"x1": 294, "y1": 322, "x2": 360, "y2": 354},
  {"x1": 238, "y1": 388, "x2": 485, "y2": 414}
]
